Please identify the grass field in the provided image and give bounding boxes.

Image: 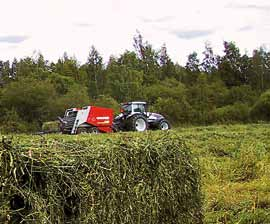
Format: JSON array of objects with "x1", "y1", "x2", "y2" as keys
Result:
[
  {"x1": 1, "y1": 123, "x2": 270, "y2": 223},
  {"x1": 178, "y1": 124, "x2": 270, "y2": 223}
]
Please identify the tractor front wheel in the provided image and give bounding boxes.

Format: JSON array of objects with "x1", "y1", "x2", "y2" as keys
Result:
[
  {"x1": 159, "y1": 120, "x2": 171, "y2": 130},
  {"x1": 128, "y1": 115, "x2": 148, "y2": 132}
]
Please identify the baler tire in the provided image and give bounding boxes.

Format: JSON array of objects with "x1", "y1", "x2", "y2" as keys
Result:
[
  {"x1": 89, "y1": 127, "x2": 100, "y2": 134},
  {"x1": 128, "y1": 114, "x2": 148, "y2": 132},
  {"x1": 76, "y1": 127, "x2": 88, "y2": 134}
]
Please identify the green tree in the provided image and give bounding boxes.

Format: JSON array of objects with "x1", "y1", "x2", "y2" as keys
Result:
[
  {"x1": 15, "y1": 57, "x2": 35, "y2": 79},
  {"x1": 250, "y1": 89, "x2": 270, "y2": 121},
  {"x1": 144, "y1": 78, "x2": 194, "y2": 123},
  {"x1": 159, "y1": 44, "x2": 177, "y2": 80},
  {"x1": 0, "y1": 61, "x2": 12, "y2": 85},
  {"x1": 48, "y1": 72, "x2": 75, "y2": 95},
  {"x1": 86, "y1": 46, "x2": 104, "y2": 98},
  {"x1": 52, "y1": 84, "x2": 91, "y2": 118},
  {"x1": 91, "y1": 95, "x2": 119, "y2": 114},
  {"x1": 201, "y1": 42, "x2": 218, "y2": 74},
  {"x1": 144, "y1": 78, "x2": 186, "y2": 104},
  {"x1": 117, "y1": 51, "x2": 142, "y2": 71},
  {"x1": 0, "y1": 109, "x2": 31, "y2": 133},
  {"x1": 33, "y1": 53, "x2": 51, "y2": 80},
  {"x1": 218, "y1": 41, "x2": 249, "y2": 87},
  {"x1": 10, "y1": 58, "x2": 17, "y2": 79},
  {"x1": 211, "y1": 103, "x2": 250, "y2": 123},
  {"x1": 1, "y1": 78, "x2": 57, "y2": 124},
  {"x1": 185, "y1": 52, "x2": 200, "y2": 85},
  {"x1": 187, "y1": 74, "x2": 222, "y2": 124},
  {"x1": 105, "y1": 64, "x2": 144, "y2": 102},
  {"x1": 0, "y1": 61, "x2": 4, "y2": 87},
  {"x1": 249, "y1": 48, "x2": 270, "y2": 92},
  {"x1": 53, "y1": 53, "x2": 80, "y2": 79},
  {"x1": 225, "y1": 85, "x2": 257, "y2": 106},
  {"x1": 153, "y1": 97, "x2": 194, "y2": 124},
  {"x1": 186, "y1": 52, "x2": 200, "y2": 73},
  {"x1": 133, "y1": 31, "x2": 160, "y2": 85},
  {"x1": 11, "y1": 55, "x2": 51, "y2": 81}
]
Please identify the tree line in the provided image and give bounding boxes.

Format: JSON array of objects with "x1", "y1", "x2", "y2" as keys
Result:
[{"x1": 0, "y1": 32, "x2": 270, "y2": 132}]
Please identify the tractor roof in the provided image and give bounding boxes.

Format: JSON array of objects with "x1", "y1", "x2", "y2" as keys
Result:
[{"x1": 122, "y1": 101, "x2": 147, "y2": 105}]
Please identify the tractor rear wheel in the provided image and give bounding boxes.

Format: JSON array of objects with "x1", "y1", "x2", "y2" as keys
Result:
[
  {"x1": 159, "y1": 120, "x2": 171, "y2": 130},
  {"x1": 128, "y1": 114, "x2": 148, "y2": 132}
]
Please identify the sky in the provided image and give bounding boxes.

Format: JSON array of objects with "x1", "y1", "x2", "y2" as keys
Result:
[{"x1": 0, "y1": 0, "x2": 269, "y2": 65}]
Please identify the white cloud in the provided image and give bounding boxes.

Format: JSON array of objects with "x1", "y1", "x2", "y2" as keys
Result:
[
  {"x1": 171, "y1": 29, "x2": 215, "y2": 40},
  {"x1": 0, "y1": 35, "x2": 29, "y2": 43},
  {"x1": 0, "y1": 0, "x2": 269, "y2": 64}
]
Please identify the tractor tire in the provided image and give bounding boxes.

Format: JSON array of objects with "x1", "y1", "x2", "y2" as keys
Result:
[
  {"x1": 112, "y1": 123, "x2": 120, "y2": 132},
  {"x1": 128, "y1": 114, "x2": 148, "y2": 132},
  {"x1": 158, "y1": 119, "x2": 171, "y2": 130}
]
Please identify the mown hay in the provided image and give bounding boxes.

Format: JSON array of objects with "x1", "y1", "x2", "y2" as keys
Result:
[
  {"x1": 0, "y1": 132, "x2": 202, "y2": 224},
  {"x1": 41, "y1": 121, "x2": 60, "y2": 133}
]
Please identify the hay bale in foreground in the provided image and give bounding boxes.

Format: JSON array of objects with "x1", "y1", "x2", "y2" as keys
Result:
[{"x1": 0, "y1": 132, "x2": 202, "y2": 223}]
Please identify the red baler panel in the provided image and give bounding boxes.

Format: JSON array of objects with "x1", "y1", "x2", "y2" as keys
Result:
[{"x1": 87, "y1": 106, "x2": 114, "y2": 129}]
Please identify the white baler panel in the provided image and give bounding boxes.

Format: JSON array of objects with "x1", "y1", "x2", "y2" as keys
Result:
[{"x1": 71, "y1": 106, "x2": 91, "y2": 134}]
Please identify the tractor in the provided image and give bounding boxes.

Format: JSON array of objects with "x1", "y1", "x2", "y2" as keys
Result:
[
  {"x1": 113, "y1": 101, "x2": 170, "y2": 132},
  {"x1": 58, "y1": 101, "x2": 170, "y2": 134}
]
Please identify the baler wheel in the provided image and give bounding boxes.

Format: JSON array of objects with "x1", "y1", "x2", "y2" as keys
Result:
[
  {"x1": 76, "y1": 127, "x2": 88, "y2": 134},
  {"x1": 76, "y1": 127, "x2": 100, "y2": 134},
  {"x1": 89, "y1": 127, "x2": 100, "y2": 134}
]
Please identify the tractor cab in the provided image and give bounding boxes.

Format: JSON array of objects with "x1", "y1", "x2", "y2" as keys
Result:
[{"x1": 120, "y1": 101, "x2": 147, "y2": 115}]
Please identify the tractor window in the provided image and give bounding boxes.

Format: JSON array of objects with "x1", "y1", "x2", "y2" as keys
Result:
[
  {"x1": 122, "y1": 104, "x2": 132, "y2": 113},
  {"x1": 133, "y1": 104, "x2": 146, "y2": 113}
]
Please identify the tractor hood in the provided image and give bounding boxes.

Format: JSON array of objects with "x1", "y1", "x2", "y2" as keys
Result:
[
  {"x1": 114, "y1": 112, "x2": 164, "y2": 121},
  {"x1": 147, "y1": 112, "x2": 165, "y2": 121}
]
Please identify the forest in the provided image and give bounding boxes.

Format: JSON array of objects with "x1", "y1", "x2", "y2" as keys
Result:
[{"x1": 0, "y1": 32, "x2": 270, "y2": 133}]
